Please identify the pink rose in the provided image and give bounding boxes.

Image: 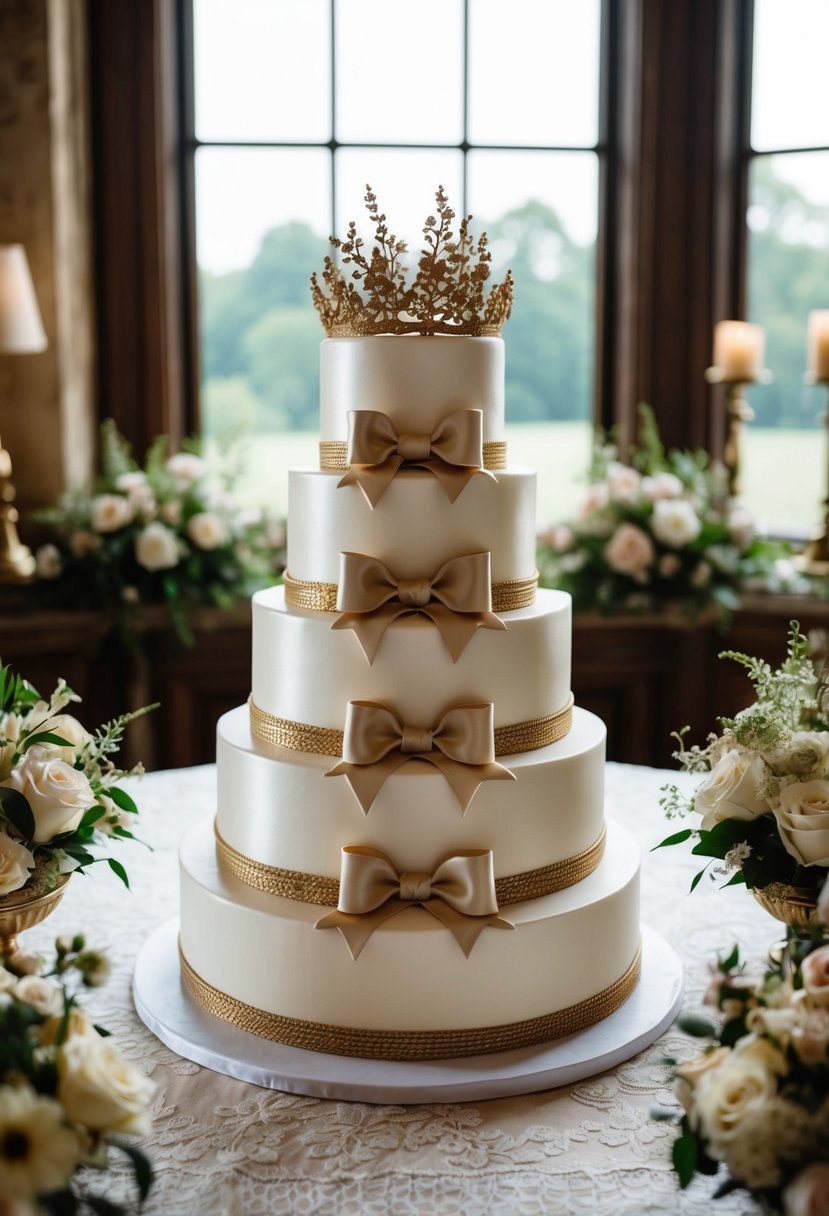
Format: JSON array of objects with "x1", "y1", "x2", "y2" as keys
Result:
[
  {"x1": 784, "y1": 1164, "x2": 829, "y2": 1216},
  {"x1": 604, "y1": 523, "x2": 655, "y2": 579},
  {"x1": 802, "y1": 945, "x2": 829, "y2": 1008}
]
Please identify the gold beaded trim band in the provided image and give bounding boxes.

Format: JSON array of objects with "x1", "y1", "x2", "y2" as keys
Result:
[
  {"x1": 283, "y1": 570, "x2": 539, "y2": 613},
  {"x1": 249, "y1": 694, "x2": 574, "y2": 758},
  {"x1": 214, "y1": 823, "x2": 606, "y2": 908},
  {"x1": 180, "y1": 940, "x2": 641, "y2": 1060},
  {"x1": 319, "y1": 438, "x2": 508, "y2": 472}
]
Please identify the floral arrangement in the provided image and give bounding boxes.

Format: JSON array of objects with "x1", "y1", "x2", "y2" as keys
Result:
[
  {"x1": 33, "y1": 422, "x2": 287, "y2": 644},
  {"x1": 655, "y1": 928, "x2": 829, "y2": 1211},
  {"x1": 0, "y1": 661, "x2": 151, "y2": 898},
  {"x1": 0, "y1": 934, "x2": 154, "y2": 1212},
  {"x1": 657, "y1": 622, "x2": 828, "y2": 902},
  {"x1": 537, "y1": 404, "x2": 792, "y2": 615}
]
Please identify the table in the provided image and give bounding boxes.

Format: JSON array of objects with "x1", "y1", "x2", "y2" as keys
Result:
[{"x1": 38, "y1": 762, "x2": 776, "y2": 1215}]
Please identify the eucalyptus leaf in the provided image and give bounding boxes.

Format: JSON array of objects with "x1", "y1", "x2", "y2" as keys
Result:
[
  {"x1": 652, "y1": 828, "x2": 693, "y2": 851},
  {"x1": 677, "y1": 1014, "x2": 716, "y2": 1038},
  {"x1": 107, "y1": 857, "x2": 130, "y2": 888},
  {"x1": 109, "y1": 786, "x2": 138, "y2": 815}
]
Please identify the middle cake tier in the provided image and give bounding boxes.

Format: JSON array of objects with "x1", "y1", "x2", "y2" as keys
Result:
[{"x1": 251, "y1": 585, "x2": 571, "y2": 730}]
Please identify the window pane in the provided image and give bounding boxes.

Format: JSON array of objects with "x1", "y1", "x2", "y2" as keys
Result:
[
  {"x1": 469, "y1": 150, "x2": 597, "y2": 523},
  {"x1": 335, "y1": 0, "x2": 463, "y2": 144},
  {"x1": 468, "y1": 0, "x2": 600, "y2": 148},
  {"x1": 196, "y1": 148, "x2": 331, "y2": 514},
  {"x1": 336, "y1": 150, "x2": 463, "y2": 253},
  {"x1": 741, "y1": 153, "x2": 829, "y2": 531},
  {"x1": 194, "y1": 0, "x2": 331, "y2": 142},
  {"x1": 751, "y1": 0, "x2": 829, "y2": 151}
]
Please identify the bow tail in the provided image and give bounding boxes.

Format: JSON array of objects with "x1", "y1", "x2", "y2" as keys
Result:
[
  {"x1": 421, "y1": 462, "x2": 498, "y2": 503},
  {"x1": 337, "y1": 456, "x2": 403, "y2": 508},
  {"x1": 427, "y1": 754, "x2": 517, "y2": 814},
  {"x1": 424, "y1": 901, "x2": 514, "y2": 957},
  {"x1": 315, "y1": 902, "x2": 407, "y2": 960},
  {"x1": 324, "y1": 753, "x2": 409, "y2": 814},
  {"x1": 424, "y1": 604, "x2": 507, "y2": 662},
  {"x1": 332, "y1": 604, "x2": 408, "y2": 663}
]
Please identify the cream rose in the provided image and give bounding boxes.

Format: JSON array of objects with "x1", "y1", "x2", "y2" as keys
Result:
[
  {"x1": 37, "y1": 714, "x2": 91, "y2": 766},
  {"x1": 607, "y1": 461, "x2": 642, "y2": 503},
  {"x1": 651, "y1": 498, "x2": 702, "y2": 548},
  {"x1": 14, "y1": 976, "x2": 63, "y2": 1018},
  {"x1": 186, "y1": 511, "x2": 228, "y2": 550},
  {"x1": 767, "y1": 732, "x2": 829, "y2": 780},
  {"x1": 1, "y1": 746, "x2": 95, "y2": 842},
  {"x1": 39, "y1": 1006, "x2": 95, "y2": 1047},
  {"x1": 0, "y1": 831, "x2": 34, "y2": 897},
  {"x1": 578, "y1": 482, "x2": 610, "y2": 517},
  {"x1": 691, "y1": 1035, "x2": 786, "y2": 1155},
  {"x1": 135, "y1": 521, "x2": 180, "y2": 572},
  {"x1": 34, "y1": 543, "x2": 62, "y2": 580},
  {"x1": 604, "y1": 522, "x2": 655, "y2": 578},
  {"x1": 784, "y1": 1163, "x2": 829, "y2": 1216},
  {"x1": 674, "y1": 1046, "x2": 730, "y2": 1113},
  {"x1": 68, "y1": 529, "x2": 102, "y2": 558},
  {"x1": 801, "y1": 945, "x2": 829, "y2": 1009},
  {"x1": 641, "y1": 471, "x2": 684, "y2": 501},
  {"x1": 774, "y1": 780, "x2": 829, "y2": 867},
  {"x1": 792, "y1": 1006, "x2": 829, "y2": 1065},
  {"x1": 0, "y1": 1084, "x2": 81, "y2": 1201},
  {"x1": 58, "y1": 1033, "x2": 155, "y2": 1135},
  {"x1": 0, "y1": 714, "x2": 22, "y2": 782},
  {"x1": 91, "y1": 493, "x2": 134, "y2": 533},
  {"x1": 695, "y1": 749, "x2": 770, "y2": 830},
  {"x1": 166, "y1": 451, "x2": 206, "y2": 487}
]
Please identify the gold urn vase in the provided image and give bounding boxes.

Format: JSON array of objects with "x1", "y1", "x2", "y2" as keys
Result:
[
  {"x1": 751, "y1": 883, "x2": 820, "y2": 931},
  {"x1": 0, "y1": 875, "x2": 71, "y2": 958}
]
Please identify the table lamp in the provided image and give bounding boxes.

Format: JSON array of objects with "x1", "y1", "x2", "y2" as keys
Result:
[{"x1": 0, "y1": 244, "x2": 48, "y2": 583}]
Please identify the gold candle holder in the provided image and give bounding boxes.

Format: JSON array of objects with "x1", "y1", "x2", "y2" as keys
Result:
[
  {"x1": 705, "y1": 366, "x2": 771, "y2": 499},
  {"x1": 793, "y1": 377, "x2": 829, "y2": 578}
]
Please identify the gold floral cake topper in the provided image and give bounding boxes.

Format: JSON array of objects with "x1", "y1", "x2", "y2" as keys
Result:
[{"x1": 311, "y1": 185, "x2": 513, "y2": 337}]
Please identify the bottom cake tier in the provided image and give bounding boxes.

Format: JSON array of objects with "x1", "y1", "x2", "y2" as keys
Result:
[{"x1": 178, "y1": 817, "x2": 641, "y2": 1060}]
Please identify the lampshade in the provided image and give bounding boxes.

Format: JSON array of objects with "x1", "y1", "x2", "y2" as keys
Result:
[{"x1": 0, "y1": 244, "x2": 47, "y2": 354}]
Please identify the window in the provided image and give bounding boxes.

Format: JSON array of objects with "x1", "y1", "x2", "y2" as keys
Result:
[
  {"x1": 742, "y1": 0, "x2": 829, "y2": 533},
  {"x1": 185, "y1": 0, "x2": 604, "y2": 524}
]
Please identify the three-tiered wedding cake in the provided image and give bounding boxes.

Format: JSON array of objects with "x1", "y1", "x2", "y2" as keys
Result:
[{"x1": 178, "y1": 190, "x2": 641, "y2": 1060}]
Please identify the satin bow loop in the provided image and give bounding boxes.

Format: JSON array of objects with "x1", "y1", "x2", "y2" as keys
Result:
[
  {"x1": 332, "y1": 551, "x2": 507, "y2": 662},
  {"x1": 315, "y1": 845, "x2": 514, "y2": 958},
  {"x1": 325, "y1": 700, "x2": 516, "y2": 814},
  {"x1": 336, "y1": 409, "x2": 494, "y2": 507}
]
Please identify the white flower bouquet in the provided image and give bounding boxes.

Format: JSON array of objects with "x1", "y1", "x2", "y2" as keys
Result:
[
  {"x1": 0, "y1": 661, "x2": 152, "y2": 899},
  {"x1": 33, "y1": 421, "x2": 287, "y2": 644},
  {"x1": 538, "y1": 404, "x2": 793, "y2": 615},
  {"x1": 656, "y1": 622, "x2": 828, "y2": 903},
  {"x1": 655, "y1": 938, "x2": 829, "y2": 1210},
  {"x1": 0, "y1": 935, "x2": 154, "y2": 1212}
]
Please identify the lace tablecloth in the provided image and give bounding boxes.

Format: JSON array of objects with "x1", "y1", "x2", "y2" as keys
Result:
[{"x1": 35, "y1": 762, "x2": 777, "y2": 1215}]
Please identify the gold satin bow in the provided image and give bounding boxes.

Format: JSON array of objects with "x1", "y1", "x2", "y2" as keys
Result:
[
  {"x1": 315, "y1": 845, "x2": 514, "y2": 959},
  {"x1": 332, "y1": 550, "x2": 507, "y2": 663},
  {"x1": 325, "y1": 700, "x2": 516, "y2": 814},
  {"x1": 336, "y1": 408, "x2": 495, "y2": 508}
]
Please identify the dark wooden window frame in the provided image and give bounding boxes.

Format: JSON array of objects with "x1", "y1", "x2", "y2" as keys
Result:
[{"x1": 89, "y1": 0, "x2": 754, "y2": 472}]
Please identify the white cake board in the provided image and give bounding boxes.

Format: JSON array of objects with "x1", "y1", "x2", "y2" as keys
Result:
[{"x1": 133, "y1": 919, "x2": 682, "y2": 1104}]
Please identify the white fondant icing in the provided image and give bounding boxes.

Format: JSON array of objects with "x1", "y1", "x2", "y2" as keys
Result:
[
  {"x1": 251, "y1": 586, "x2": 571, "y2": 730},
  {"x1": 215, "y1": 704, "x2": 606, "y2": 877},
  {"x1": 179, "y1": 816, "x2": 641, "y2": 1033},
  {"x1": 287, "y1": 466, "x2": 537, "y2": 585},
  {"x1": 320, "y1": 336, "x2": 505, "y2": 442}
]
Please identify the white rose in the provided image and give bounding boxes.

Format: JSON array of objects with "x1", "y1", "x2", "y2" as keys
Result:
[
  {"x1": 695, "y1": 749, "x2": 770, "y2": 831},
  {"x1": 674, "y1": 1046, "x2": 730, "y2": 1113},
  {"x1": 186, "y1": 511, "x2": 228, "y2": 550},
  {"x1": 1, "y1": 746, "x2": 95, "y2": 842},
  {"x1": 58, "y1": 1033, "x2": 155, "y2": 1136},
  {"x1": 607, "y1": 461, "x2": 642, "y2": 503},
  {"x1": 114, "y1": 471, "x2": 147, "y2": 494},
  {"x1": 14, "y1": 976, "x2": 63, "y2": 1017},
  {"x1": 767, "y1": 732, "x2": 829, "y2": 780},
  {"x1": 641, "y1": 471, "x2": 684, "y2": 501},
  {"x1": 578, "y1": 482, "x2": 610, "y2": 517},
  {"x1": 68, "y1": 530, "x2": 102, "y2": 558},
  {"x1": 784, "y1": 1164, "x2": 829, "y2": 1216},
  {"x1": 801, "y1": 945, "x2": 829, "y2": 1009},
  {"x1": 691, "y1": 1035, "x2": 786, "y2": 1156},
  {"x1": 166, "y1": 452, "x2": 206, "y2": 488},
  {"x1": 36, "y1": 713, "x2": 91, "y2": 766},
  {"x1": 90, "y1": 493, "x2": 134, "y2": 534},
  {"x1": 651, "y1": 498, "x2": 702, "y2": 548},
  {"x1": 135, "y1": 521, "x2": 180, "y2": 572},
  {"x1": 34, "y1": 544, "x2": 62, "y2": 580},
  {"x1": 774, "y1": 779, "x2": 829, "y2": 867},
  {"x1": 119, "y1": 478, "x2": 157, "y2": 521},
  {"x1": 0, "y1": 830, "x2": 34, "y2": 897},
  {"x1": 604, "y1": 522, "x2": 655, "y2": 578}
]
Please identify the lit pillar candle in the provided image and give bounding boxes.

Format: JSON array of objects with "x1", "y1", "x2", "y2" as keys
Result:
[
  {"x1": 712, "y1": 321, "x2": 765, "y2": 381},
  {"x1": 807, "y1": 310, "x2": 829, "y2": 383}
]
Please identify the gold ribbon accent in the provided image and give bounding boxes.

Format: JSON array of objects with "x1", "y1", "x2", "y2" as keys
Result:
[
  {"x1": 315, "y1": 846, "x2": 513, "y2": 959},
  {"x1": 335, "y1": 409, "x2": 496, "y2": 508},
  {"x1": 180, "y1": 940, "x2": 642, "y2": 1060},
  {"x1": 284, "y1": 569, "x2": 538, "y2": 614},
  {"x1": 320, "y1": 437, "x2": 508, "y2": 472},
  {"x1": 215, "y1": 823, "x2": 607, "y2": 908},
  {"x1": 249, "y1": 693, "x2": 575, "y2": 759},
  {"x1": 325, "y1": 700, "x2": 516, "y2": 814},
  {"x1": 332, "y1": 551, "x2": 506, "y2": 663}
]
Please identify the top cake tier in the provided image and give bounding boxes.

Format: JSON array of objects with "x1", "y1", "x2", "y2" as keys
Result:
[{"x1": 319, "y1": 336, "x2": 504, "y2": 443}]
